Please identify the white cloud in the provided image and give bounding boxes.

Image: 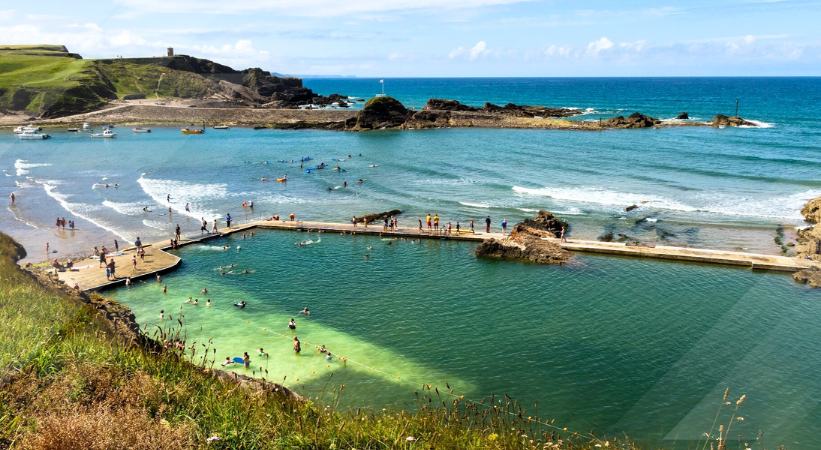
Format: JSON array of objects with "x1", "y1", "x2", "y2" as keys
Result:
[
  {"x1": 586, "y1": 36, "x2": 614, "y2": 56},
  {"x1": 544, "y1": 44, "x2": 571, "y2": 58},
  {"x1": 0, "y1": 9, "x2": 15, "y2": 21},
  {"x1": 114, "y1": 0, "x2": 530, "y2": 18},
  {"x1": 449, "y1": 40, "x2": 489, "y2": 61}
]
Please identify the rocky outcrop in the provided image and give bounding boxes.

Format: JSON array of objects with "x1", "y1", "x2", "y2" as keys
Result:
[
  {"x1": 796, "y1": 197, "x2": 821, "y2": 262},
  {"x1": 801, "y1": 197, "x2": 821, "y2": 224},
  {"x1": 601, "y1": 112, "x2": 661, "y2": 129},
  {"x1": 482, "y1": 102, "x2": 578, "y2": 118},
  {"x1": 712, "y1": 114, "x2": 756, "y2": 127},
  {"x1": 353, "y1": 96, "x2": 411, "y2": 130},
  {"x1": 793, "y1": 268, "x2": 821, "y2": 288},
  {"x1": 512, "y1": 210, "x2": 568, "y2": 238},
  {"x1": 676, "y1": 112, "x2": 689, "y2": 120},
  {"x1": 475, "y1": 210, "x2": 571, "y2": 264}
]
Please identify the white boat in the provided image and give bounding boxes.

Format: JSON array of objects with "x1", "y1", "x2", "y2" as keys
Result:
[
  {"x1": 91, "y1": 129, "x2": 117, "y2": 138},
  {"x1": 212, "y1": 125, "x2": 230, "y2": 130},
  {"x1": 82, "y1": 122, "x2": 91, "y2": 130},
  {"x1": 17, "y1": 130, "x2": 50, "y2": 140},
  {"x1": 13, "y1": 125, "x2": 41, "y2": 134},
  {"x1": 132, "y1": 127, "x2": 151, "y2": 133}
]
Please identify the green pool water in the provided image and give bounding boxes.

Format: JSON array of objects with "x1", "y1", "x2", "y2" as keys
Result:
[{"x1": 111, "y1": 230, "x2": 820, "y2": 448}]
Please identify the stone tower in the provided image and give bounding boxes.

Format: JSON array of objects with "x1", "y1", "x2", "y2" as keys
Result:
[{"x1": 167, "y1": 47, "x2": 174, "y2": 57}]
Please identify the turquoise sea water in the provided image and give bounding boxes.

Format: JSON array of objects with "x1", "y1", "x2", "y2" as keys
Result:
[{"x1": 1, "y1": 78, "x2": 820, "y2": 447}]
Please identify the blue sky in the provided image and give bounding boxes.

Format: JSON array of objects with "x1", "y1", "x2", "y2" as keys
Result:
[{"x1": 1, "y1": 0, "x2": 820, "y2": 76}]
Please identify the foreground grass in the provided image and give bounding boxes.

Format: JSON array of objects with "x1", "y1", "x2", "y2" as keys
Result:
[{"x1": 0, "y1": 233, "x2": 622, "y2": 449}]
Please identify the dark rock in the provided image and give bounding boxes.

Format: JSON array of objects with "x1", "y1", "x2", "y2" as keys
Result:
[
  {"x1": 353, "y1": 209, "x2": 402, "y2": 224},
  {"x1": 424, "y1": 98, "x2": 479, "y2": 112},
  {"x1": 602, "y1": 112, "x2": 661, "y2": 129},
  {"x1": 475, "y1": 236, "x2": 569, "y2": 264},
  {"x1": 625, "y1": 204, "x2": 639, "y2": 212},
  {"x1": 512, "y1": 210, "x2": 568, "y2": 238},
  {"x1": 712, "y1": 114, "x2": 756, "y2": 127},
  {"x1": 482, "y1": 102, "x2": 578, "y2": 118},
  {"x1": 676, "y1": 112, "x2": 689, "y2": 120},
  {"x1": 354, "y1": 96, "x2": 411, "y2": 130},
  {"x1": 122, "y1": 93, "x2": 146, "y2": 100}
]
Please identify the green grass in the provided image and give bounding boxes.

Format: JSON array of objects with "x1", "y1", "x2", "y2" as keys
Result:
[
  {"x1": 0, "y1": 232, "x2": 623, "y2": 449},
  {"x1": 0, "y1": 55, "x2": 93, "y2": 90},
  {"x1": 95, "y1": 60, "x2": 214, "y2": 99}
]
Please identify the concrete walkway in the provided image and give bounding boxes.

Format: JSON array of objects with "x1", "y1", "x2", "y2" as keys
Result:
[{"x1": 54, "y1": 218, "x2": 819, "y2": 291}]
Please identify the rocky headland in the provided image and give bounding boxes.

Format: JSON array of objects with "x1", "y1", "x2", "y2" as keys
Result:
[{"x1": 475, "y1": 210, "x2": 570, "y2": 264}]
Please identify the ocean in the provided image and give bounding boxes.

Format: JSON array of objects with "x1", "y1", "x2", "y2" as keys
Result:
[{"x1": 1, "y1": 77, "x2": 820, "y2": 447}]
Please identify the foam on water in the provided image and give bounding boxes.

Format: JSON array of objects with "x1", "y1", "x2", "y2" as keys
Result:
[
  {"x1": 512, "y1": 185, "x2": 697, "y2": 212},
  {"x1": 40, "y1": 180, "x2": 131, "y2": 240},
  {"x1": 14, "y1": 159, "x2": 51, "y2": 176},
  {"x1": 741, "y1": 119, "x2": 775, "y2": 128},
  {"x1": 102, "y1": 200, "x2": 151, "y2": 216},
  {"x1": 458, "y1": 201, "x2": 491, "y2": 208},
  {"x1": 137, "y1": 173, "x2": 225, "y2": 222}
]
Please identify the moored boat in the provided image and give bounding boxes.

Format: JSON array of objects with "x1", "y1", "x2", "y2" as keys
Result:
[
  {"x1": 67, "y1": 128, "x2": 80, "y2": 132},
  {"x1": 181, "y1": 127, "x2": 205, "y2": 134},
  {"x1": 91, "y1": 129, "x2": 117, "y2": 138},
  {"x1": 212, "y1": 125, "x2": 230, "y2": 130},
  {"x1": 17, "y1": 130, "x2": 50, "y2": 140},
  {"x1": 132, "y1": 127, "x2": 152, "y2": 133},
  {"x1": 13, "y1": 125, "x2": 41, "y2": 134}
]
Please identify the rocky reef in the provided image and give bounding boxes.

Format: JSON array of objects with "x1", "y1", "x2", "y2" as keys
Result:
[
  {"x1": 600, "y1": 112, "x2": 661, "y2": 128},
  {"x1": 475, "y1": 211, "x2": 570, "y2": 264},
  {"x1": 353, "y1": 209, "x2": 402, "y2": 224},
  {"x1": 711, "y1": 114, "x2": 756, "y2": 127}
]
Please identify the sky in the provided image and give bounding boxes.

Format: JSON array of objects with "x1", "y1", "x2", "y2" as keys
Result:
[{"x1": 1, "y1": 0, "x2": 820, "y2": 76}]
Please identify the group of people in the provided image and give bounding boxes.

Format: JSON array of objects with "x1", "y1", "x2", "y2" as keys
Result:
[{"x1": 55, "y1": 217, "x2": 76, "y2": 230}]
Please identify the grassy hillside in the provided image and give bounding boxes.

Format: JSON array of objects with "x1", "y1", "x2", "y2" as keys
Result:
[
  {"x1": 0, "y1": 232, "x2": 616, "y2": 449},
  {"x1": 0, "y1": 45, "x2": 218, "y2": 117}
]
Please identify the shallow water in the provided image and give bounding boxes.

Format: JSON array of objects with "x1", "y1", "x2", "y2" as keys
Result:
[{"x1": 112, "y1": 230, "x2": 819, "y2": 448}]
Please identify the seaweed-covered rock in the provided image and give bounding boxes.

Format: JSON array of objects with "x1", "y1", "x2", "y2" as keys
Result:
[
  {"x1": 424, "y1": 98, "x2": 478, "y2": 112},
  {"x1": 482, "y1": 102, "x2": 578, "y2": 118}
]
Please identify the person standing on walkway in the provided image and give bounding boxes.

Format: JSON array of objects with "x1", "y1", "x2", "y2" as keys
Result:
[
  {"x1": 200, "y1": 218, "x2": 208, "y2": 234},
  {"x1": 433, "y1": 214, "x2": 440, "y2": 231},
  {"x1": 135, "y1": 236, "x2": 142, "y2": 251},
  {"x1": 560, "y1": 226, "x2": 567, "y2": 242},
  {"x1": 226, "y1": 213, "x2": 232, "y2": 228},
  {"x1": 426, "y1": 213, "x2": 432, "y2": 231},
  {"x1": 175, "y1": 224, "x2": 181, "y2": 241},
  {"x1": 485, "y1": 216, "x2": 491, "y2": 233},
  {"x1": 501, "y1": 218, "x2": 508, "y2": 235}
]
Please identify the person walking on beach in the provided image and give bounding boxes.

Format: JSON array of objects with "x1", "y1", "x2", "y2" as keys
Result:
[
  {"x1": 226, "y1": 213, "x2": 232, "y2": 228},
  {"x1": 135, "y1": 236, "x2": 142, "y2": 250},
  {"x1": 114, "y1": 239, "x2": 119, "y2": 252},
  {"x1": 501, "y1": 218, "x2": 508, "y2": 235},
  {"x1": 418, "y1": 218, "x2": 423, "y2": 231},
  {"x1": 212, "y1": 219, "x2": 218, "y2": 234},
  {"x1": 132, "y1": 255, "x2": 137, "y2": 271},
  {"x1": 485, "y1": 216, "x2": 491, "y2": 233},
  {"x1": 200, "y1": 218, "x2": 208, "y2": 234},
  {"x1": 560, "y1": 226, "x2": 567, "y2": 242}
]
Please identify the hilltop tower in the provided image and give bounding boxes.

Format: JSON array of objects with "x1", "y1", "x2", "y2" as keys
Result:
[{"x1": 167, "y1": 47, "x2": 174, "y2": 57}]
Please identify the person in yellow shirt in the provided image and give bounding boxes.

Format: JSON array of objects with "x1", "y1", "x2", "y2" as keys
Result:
[
  {"x1": 433, "y1": 214, "x2": 440, "y2": 231},
  {"x1": 425, "y1": 213, "x2": 432, "y2": 230}
]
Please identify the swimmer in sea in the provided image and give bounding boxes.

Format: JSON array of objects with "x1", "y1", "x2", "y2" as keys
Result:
[
  {"x1": 258, "y1": 348, "x2": 268, "y2": 357},
  {"x1": 221, "y1": 357, "x2": 233, "y2": 367},
  {"x1": 234, "y1": 300, "x2": 247, "y2": 309},
  {"x1": 162, "y1": 285, "x2": 167, "y2": 294},
  {"x1": 317, "y1": 344, "x2": 327, "y2": 354},
  {"x1": 201, "y1": 288, "x2": 208, "y2": 294},
  {"x1": 160, "y1": 310, "x2": 165, "y2": 320},
  {"x1": 301, "y1": 307, "x2": 310, "y2": 316},
  {"x1": 206, "y1": 298, "x2": 212, "y2": 307},
  {"x1": 325, "y1": 352, "x2": 333, "y2": 361},
  {"x1": 288, "y1": 318, "x2": 297, "y2": 330},
  {"x1": 293, "y1": 336, "x2": 301, "y2": 354}
]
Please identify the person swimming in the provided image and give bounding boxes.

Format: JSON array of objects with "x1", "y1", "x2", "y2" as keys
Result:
[
  {"x1": 293, "y1": 336, "x2": 301, "y2": 353},
  {"x1": 288, "y1": 318, "x2": 296, "y2": 330},
  {"x1": 325, "y1": 352, "x2": 333, "y2": 361},
  {"x1": 234, "y1": 301, "x2": 247, "y2": 309},
  {"x1": 317, "y1": 344, "x2": 327, "y2": 354},
  {"x1": 258, "y1": 347, "x2": 268, "y2": 357},
  {"x1": 206, "y1": 298, "x2": 212, "y2": 307},
  {"x1": 201, "y1": 288, "x2": 208, "y2": 294},
  {"x1": 301, "y1": 307, "x2": 310, "y2": 316},
  {"x1": 221, "y1": 356, "x2": 234, "y2": 367}
]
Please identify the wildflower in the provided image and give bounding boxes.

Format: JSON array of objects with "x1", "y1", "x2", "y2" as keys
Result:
[
  {"x1": 406, "y1": 436, "x2": 416, "y2": 442},
  {"x1": 488, "y1": 433, "x2": 499, "y2": 441},
  {"x1": 594, "y1": 444, "x2": 602, "y2": 448},
  {"x1": 207, "y1": 435, "x2": 221, "y2": 442}
]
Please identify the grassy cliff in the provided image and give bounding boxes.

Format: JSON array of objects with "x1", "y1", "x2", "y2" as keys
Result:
[
  {"x1": 0, "y1": 45, "x2": 216, "y2": 118},
  {"x1": 0, "y1": 232, "x2": 616, "y2": 449}
]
